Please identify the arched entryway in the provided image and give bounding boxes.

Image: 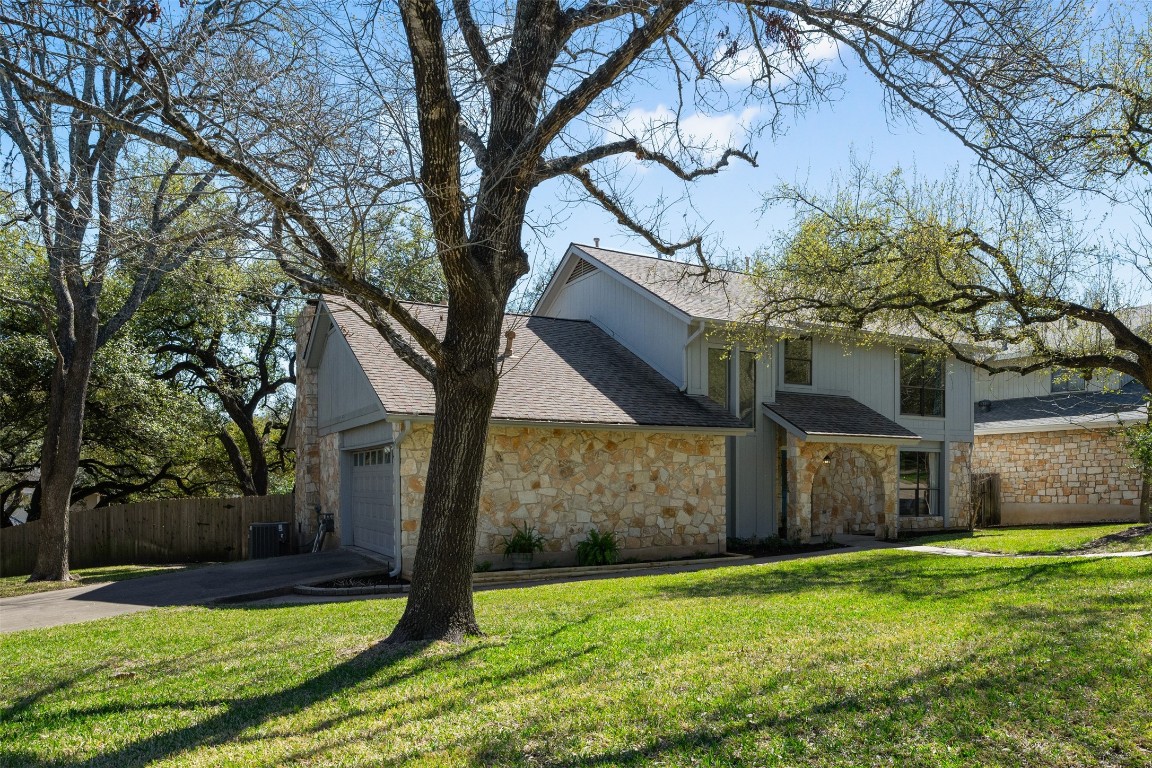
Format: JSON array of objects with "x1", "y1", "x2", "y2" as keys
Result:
[{"x1": 809, "y1": 446, "x2": 886, "y2": 536}]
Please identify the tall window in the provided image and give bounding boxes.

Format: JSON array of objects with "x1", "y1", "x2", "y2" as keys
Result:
[
  {"x1": 708, "y1": 348, "x2": 729, "y2": 409},
  {"x1": 783, "y1": 336, "x2": 812, "y2": 385},
  {"x1": 898, "y1": 451, "x2": 939, "y2": 516},
  {"x1": 738, "y1": 352, "x2": 757, "y2": 426},
  {"x1": 1050, "y1": 369, "x2": 1087, "y2": 393},
  {"x1": 900, "y1": 350, "x2": 945, "y2": 417}
]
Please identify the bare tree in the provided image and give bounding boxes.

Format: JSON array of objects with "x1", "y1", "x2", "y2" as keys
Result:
[
  {"x1": 0, "y1": 3, "x2": 241, "y2": 580},
  {"x1": 2, "y1": 0, "x2": 1097, "y2": 634}
]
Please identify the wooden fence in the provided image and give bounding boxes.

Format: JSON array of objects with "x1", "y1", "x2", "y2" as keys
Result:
[
  {"x1": 0, "y1": 494, "x2": 294, "y2": 577},
  {"x1": 972, "y1": 473, "x2": 1002, "y2": 528}
]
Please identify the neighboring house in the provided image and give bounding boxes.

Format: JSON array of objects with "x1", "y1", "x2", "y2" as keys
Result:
[
  {"x1": 972, "y1": 367, "x2": 1145, "y2": 525},
  {"x1": 533, "y1": 244, "x2": 976, "y2": 541},
  {"x1": 292, "y1": 296, "x2": 747, "y2": 574}
]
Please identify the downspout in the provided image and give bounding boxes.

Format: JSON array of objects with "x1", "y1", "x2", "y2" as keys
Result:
[
  {"x1": 388, "y1": 419, "x2": 412, "y2": 578},
  {"x1": 681, "y1": 319, "x2": 705, "y2": 391}
]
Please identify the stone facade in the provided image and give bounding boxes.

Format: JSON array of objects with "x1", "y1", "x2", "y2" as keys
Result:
[
  {"x1": 972, "y1": 429, "x2": 1140, "y2": 512},
  {"x1": 946, "y1": 441, "x2": 973, "y2": 530},
  {"x1": 788, "y1": 438, "x2": 900, "y2": 540},
  {"x1": 397, "y1": 424, "x2": 727, "y2": 569},
  {"x1": 293, "y1": 303, "x2": 322, "y2": 548},
  {"x1": 786, "y1": 438, "x2": 972, "y2": 541}
]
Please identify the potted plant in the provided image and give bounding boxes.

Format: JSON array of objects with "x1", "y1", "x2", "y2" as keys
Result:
[
  {"x1": 500, "y1": 522, "x2": 546, "y2": 569},
  {"x1": 576, "y1": 528, "x2": 620, "y2": 566}
]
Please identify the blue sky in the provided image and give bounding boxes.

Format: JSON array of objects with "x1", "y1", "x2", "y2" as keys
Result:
[{"x1": 523, "y1": 56, "x2": 983, "y2": 279}]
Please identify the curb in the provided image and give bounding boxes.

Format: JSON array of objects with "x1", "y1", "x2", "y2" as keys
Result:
[{"x1": 470, "y1": 553, "x2": 751, "y2": 585}]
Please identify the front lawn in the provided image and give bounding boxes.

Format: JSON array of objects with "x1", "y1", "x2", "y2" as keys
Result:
[
  {"x1": 0, "y1": 564, "x2": 203, "y2": 599},
  {"x1": 1, "y1": 549, "x2": 1149, "y2": 767},
  {"x1": 910, "y1": 523, "x2": 1152, "y2": 554}
]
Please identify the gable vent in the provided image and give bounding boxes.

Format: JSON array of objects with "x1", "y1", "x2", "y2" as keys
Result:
[{"x1": 566, "y1": 258, "x2": 597, "y2": 283}]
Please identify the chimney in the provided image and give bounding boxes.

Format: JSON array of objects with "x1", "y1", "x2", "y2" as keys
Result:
[
  {"x1": 502, "y1": 329, "x2": 516, "y2": 357},
  {"x1": 593, "y1": 237, "x2": 600, "y2": 247}
]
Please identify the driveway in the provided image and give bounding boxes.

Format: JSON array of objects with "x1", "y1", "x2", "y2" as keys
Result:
[{"x1": 0, "y1": 549, "x2": 382, "y2": 633}]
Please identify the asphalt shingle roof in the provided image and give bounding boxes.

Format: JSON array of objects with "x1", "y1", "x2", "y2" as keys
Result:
[
  {"x1": 322, "y1": 297, "x2": 747, "y2": 431},
  {"x1": 571, "y1": 244, "x2": 755, "y2": 322},
  {"x1": 762, "y1": 392, "x2": 921, "y2": 440},
  {"x1": 974, "y1": 382, "x2": 1148, "y2": 432}
]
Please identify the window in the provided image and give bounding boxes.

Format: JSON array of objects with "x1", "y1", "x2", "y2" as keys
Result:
[
  {"x1": 1050, "y1": 369, "x2": 1087, "y2": 393},
  {"x1": 352, "y1": 447, "x2": 392, "y2": 467},
  {"x1": 707, "y1": 348, "x2": 729, "y2": 409},
  {"x1": 898, "y1": 451, "x2": 940, "y2": 516},
  {"x1": 900, "y1": 350, "x2": 945, "y2": 417},
  {"x1": 738, "y1": 352, "x2": 757, "y2": 426},
  {"x1": 783, "y1": 336, "x2": 812, "y2": 385}
]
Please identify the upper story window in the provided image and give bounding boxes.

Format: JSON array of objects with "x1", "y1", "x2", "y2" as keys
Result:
[
  {"x1": 707, "y1": 348, "x2": 729, "y2": 410},
  {"x1": 1050, "y1": 369, "x2": 1087, "y2": 393},
  {"x1": 738, "y1": 352, "x2": 757, "y2": 426},
  {"x1": 900, "y1": 350, "x2": 945, "y2": 417},
  {"x1": 783, "y1": 337, "x2": 812, "y2": 386}
]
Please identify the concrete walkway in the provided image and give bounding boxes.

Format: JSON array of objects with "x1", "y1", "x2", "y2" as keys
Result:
[
  {"x1": 0, "y1": 549, "x2": 382, "y2": 633},
  {"x1": 902, "y1": 544, "x2": 1152, "y2": 559}
]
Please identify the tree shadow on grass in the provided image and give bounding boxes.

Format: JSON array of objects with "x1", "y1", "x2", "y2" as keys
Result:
[{"x1": 651, "y1": 549, "x2": 1111, "y2": 604}]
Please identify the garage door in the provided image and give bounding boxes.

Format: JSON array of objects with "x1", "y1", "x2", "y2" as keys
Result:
[{"x1": 349, "y1": 446, "x2": 395, "y2": 557}]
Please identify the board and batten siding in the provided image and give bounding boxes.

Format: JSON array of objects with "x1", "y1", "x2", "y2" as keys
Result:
[
  {"x1": 316, "y1": 322, "x2": 386, "y2": 434},
  {"x1": 543, "y1": 268, "x2": 689, "y2": 386},
  {"x1": 973, "y1": 367, "x2": 1124, "y2": 402}
]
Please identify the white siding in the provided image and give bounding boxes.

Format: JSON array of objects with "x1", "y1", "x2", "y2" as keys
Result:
[
  {"x1": 543, "y1": 270, "x2": 689, "y2": 385},
  {"x1": 316, "y1": 324, "x2": 385, "y2": 433}
]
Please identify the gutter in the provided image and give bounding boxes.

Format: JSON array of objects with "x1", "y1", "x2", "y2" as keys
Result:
[{"x1": 389, "y1": 419, "x2": 412, "y2": 578}]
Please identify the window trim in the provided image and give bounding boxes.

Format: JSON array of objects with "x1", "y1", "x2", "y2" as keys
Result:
[
  {"x1": 781, "y1": 336, "x2": 813, "y2": 387},
  {"x1": 899, "y1": 349, "x2": 946, "y2": 418},
  {"x1": 897, "y1": 449, "x2": 941, "y2": 517},
  {"x1": 737, "y1": 349, "x2": 757, "y2": 427},
  {"x1": 707, "y1": 346, "x2": 731, "y2": 411}
]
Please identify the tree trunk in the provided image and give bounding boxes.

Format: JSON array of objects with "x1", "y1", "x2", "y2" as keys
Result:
[
  {"x1": 387, "y1": 310, "x2": 502, "y2": 643},
  {"x1": 29, "y1": 325, "x2": 98, "y2": 582}
]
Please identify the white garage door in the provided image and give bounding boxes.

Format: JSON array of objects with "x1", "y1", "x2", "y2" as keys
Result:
[{"x1": 349, "y1": 446, "x2": 395, "y2": 557}]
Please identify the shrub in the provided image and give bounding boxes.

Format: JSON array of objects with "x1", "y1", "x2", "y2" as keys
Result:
[
  {"x1": 500, "y1": 522, "x2": 546, "y2": 557},
  {"x1": 576, "y1": 528, "x2": 620, "y2": 566}
]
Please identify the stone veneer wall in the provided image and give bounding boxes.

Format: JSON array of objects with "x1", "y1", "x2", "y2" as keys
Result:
[
  {"x1": 292, "y1": 303, "x2": 343, "y2": 549},
  {"x1": 788, "y1": 438, "x2": 900, "y2": 540},
  {"x1": 397, "y1": 424, "x2": 727, "y2": 569},
  {"x1": 972, "y1": 430, "x2": 1140, "y2": 508},
  {"x1": 946, "y1": 441, "x2": 973, "y2": 530}
]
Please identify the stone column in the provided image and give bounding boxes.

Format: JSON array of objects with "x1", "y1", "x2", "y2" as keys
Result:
[
  {"x1": 785, "y1": 434, "x2": 813, "y2": 542},
  {"x1": 293, "y1": 302, "x2": 321, "y2": 549},
  {"x1": 876, "y1": 444, "x2": 900, "y2": 541}
]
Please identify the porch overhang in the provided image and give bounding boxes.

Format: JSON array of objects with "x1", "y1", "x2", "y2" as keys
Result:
[{"x1": 762, "y1": 392, "x2": 922, "y2": 445}]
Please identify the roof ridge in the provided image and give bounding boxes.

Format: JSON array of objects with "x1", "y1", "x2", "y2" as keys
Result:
[
  {"x1": 322, "y1": 295, "x2": 592, "y2": 324},
  {"x1": 573, "y1": 242, "x2": 748, "y2": 277}
]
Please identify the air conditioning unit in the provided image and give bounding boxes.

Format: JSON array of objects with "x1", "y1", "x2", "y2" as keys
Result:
[{"x1": 249, "y1": 521, "x2": 292, "y2": 559}]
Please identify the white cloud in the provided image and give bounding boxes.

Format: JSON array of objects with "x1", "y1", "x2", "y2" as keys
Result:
[
  {"x1": 612, "y1": 104, "x2": 762, "y2": 159},
  {"x1": 716, "y1": 34, "x2": 840, "y2": 85}
]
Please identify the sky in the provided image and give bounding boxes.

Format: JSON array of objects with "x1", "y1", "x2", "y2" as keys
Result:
[{"x1": 522, "y1": 56, "x2": 985, "y2": 278}]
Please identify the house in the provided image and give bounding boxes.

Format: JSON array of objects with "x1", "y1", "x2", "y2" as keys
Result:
[
  {"x1": 972, "y1": 366, "x2": 1145, "y2": 525},
  {"x1": 292, "y1": 243, "x2": 978, "y2": 573},
  {"x1": 533, "y1": 244, "x2": 977, "y2": 542},
  {"x1": 292, "y1": 296, "x2": 747, "y2": 573}
]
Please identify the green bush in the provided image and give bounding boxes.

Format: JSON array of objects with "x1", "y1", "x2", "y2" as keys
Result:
[
  {"x1": 576, "y1": 528, "x2": 620, "y2": 566},
  {"x1": 500, "y1": 522, "x2": 546, "y2": 557}
]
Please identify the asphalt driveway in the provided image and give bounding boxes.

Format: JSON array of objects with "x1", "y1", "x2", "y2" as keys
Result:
[{"x1": 0, "y1": 549, "x2": 382, "y2": 633}]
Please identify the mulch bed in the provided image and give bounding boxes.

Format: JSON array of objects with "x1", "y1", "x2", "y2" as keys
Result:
[
  {"x1": 726, "y1": 537, "x2": 846, "y2": 558},
  {"x1": 311, "y1": 573, "x2": 408, "y2": 589}
]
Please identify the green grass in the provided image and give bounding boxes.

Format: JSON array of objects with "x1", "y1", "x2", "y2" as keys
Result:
[
  {"x1": 910, "y1": 524, "x2": 1152, "y2": 555},
  {"x1": 0, "y1": 564, "x2": 203, "y2": 599},
  {"x1": 1, "y1": 549, "x2": 1150, "y2": 767}
]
